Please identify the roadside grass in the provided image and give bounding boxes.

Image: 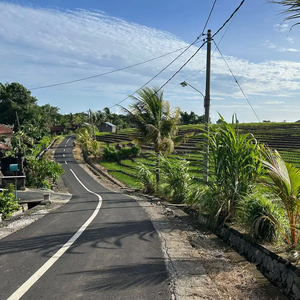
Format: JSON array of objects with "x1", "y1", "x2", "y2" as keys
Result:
[
  {"x1": 99, "y1": 161, "x2": 137, "y2": 176},
  {"x1": 109, "y1": 171, "x2": 141, "y2": 189}
]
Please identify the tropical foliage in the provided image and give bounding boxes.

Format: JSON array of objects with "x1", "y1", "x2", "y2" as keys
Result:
[
  {"x1": 136, "y1": 162, "x2": 156, "y2": 194},
  {"x1": 271, "y1": 1, "x2": 300, "y2": 27},
  {"x1": 259, "y1": 146, "x2": 300, "y2": 247},
  {"x1": 25, "y1": 157, "x2": 65, "y2": 189},
  {"x1": 0, "y1": 184, "x2": 21, "y2": 219},
  {"x1": 103, "y1": 145, "x2": 141, "y2": 161},
  {"x1": 198, "y1": 115, "x2": 262, "y2": 222},
  {"x1": 236, "y1": 192, "x2": 287, "y2": 242},
  {"x1": 123, "y1": 87, "x2": 192, "y2": 183},
  {"x1": 159, "y1": 156, "x2": 194, "y2": 204}
]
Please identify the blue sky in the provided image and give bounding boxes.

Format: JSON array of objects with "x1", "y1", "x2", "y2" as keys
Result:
[{"x1": 1, "y1": 0, "x2": 300, "y2": 123}]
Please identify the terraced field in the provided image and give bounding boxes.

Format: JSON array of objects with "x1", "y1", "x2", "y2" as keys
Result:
[{"x1": 95, "y1": 122, "x2": 300, "y2": 186}]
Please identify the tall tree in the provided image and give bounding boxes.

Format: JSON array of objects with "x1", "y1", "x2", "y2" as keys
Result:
[
  {"x1": 123, "y1": 87, "x2": 191, "y2": 184},
  {"x1": 0, "y1": 82, "x2": 37, "y2": 129}
]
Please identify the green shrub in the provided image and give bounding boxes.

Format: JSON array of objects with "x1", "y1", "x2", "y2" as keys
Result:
[
  {"x1": 103, "y1": 146, "x2": 118, "y2": 161},
  {"x1": 159, "y1": 157, "x2": 193, "y2": 204},
  {"x1": 136, "y1": 163, "x2": 156, "y2": 194},
  {"x1": 236, "y1": 192, "x2": 288, "y2": 242},
  {"x1": 25, "y1": 157, "x2": 65, "y2": 189},
  {"x1": 131, "y1": 145, "x2": 141, "y2": 156},
  {"x1": 199, "y1": 115, "x2": 263, "y2": 222},
  {"x1": 0, "y1": 184, "x2": 21, "y2": 219},
  {"x1": 103, "y1": 145, "x2": 141, "y2": 161},
  {"x1": 33, "y1": 135, "x2": 52, "y2": 157}
]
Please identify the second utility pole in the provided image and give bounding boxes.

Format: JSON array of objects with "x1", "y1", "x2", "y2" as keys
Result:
[{"x1": 203, "y1": 29, "x2": 211, "y2": 183}]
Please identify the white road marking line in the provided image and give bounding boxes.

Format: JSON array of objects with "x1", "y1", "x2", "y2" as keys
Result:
[
  {"x1": 65, "y1": 161, "x2": 67, "y2": 164},
  {"x1": 7, "y1": 169, "x2": 102, "y2": 300},
  {"x1": 63, "y1": 149, "x2": 65, "y2": 152},
  {"x1": 63, "y1": 154, "x2": 65, "y2": 157},
  {"x1": 66, "y1": 136, "x2": 72, "y2": 144},
  {"x1": 65, "y1": 145, "x2": 66, "y2": 148}
]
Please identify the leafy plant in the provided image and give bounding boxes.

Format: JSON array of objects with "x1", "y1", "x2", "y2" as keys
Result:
[
  {"x1": 103, "y1": 146, "x2": 118, "y2": 161},
  {"x1": 25, "y1": 157, "x2": 64, "y2": 189},
  {"x1": 270, "y1": 1, "x2": 300, "y2": 27},
  {"x1": 0, "y1": 184, "x2": 21, "y2": 219},
  {"x1": 136, "y1": 162, "x2": 156, "y2": 194},
  {"x1": 198, "y1": 115, "x2": 262, "y2": 222},
  {"x1": 122, "y1": 86, "x2": 193, "y2": 184},
  {"x1": 259, "y1": 146, "x2": 300, "y2": 247},
  {"x1": 76, "y1": 127, "x2": 92, "y2": 153},
  {"x1": 159, "y1": 156, "x2": 193, "y2": 204},
  {"x1": 236, "y1": 192, "x2": 287, "y2": 242},
  {"x1": 103, "y1": 145, "x2": 141, "y2": 161},
  {"x1": 90, "y1": 140, "x2": 100, "y2": 159}
]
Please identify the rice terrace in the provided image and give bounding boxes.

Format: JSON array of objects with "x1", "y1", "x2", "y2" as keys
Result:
[{"x1": 94, "y1": 122, "x2": 300, "y2": 189}]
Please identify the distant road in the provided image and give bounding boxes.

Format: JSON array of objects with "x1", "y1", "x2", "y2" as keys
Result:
[{"x1": 0, "y1": 136, "x2": 169, "y2": 300}]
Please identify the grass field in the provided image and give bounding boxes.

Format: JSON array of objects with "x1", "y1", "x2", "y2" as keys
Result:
[{"x1": 95, "y1": 122, "x2": 300, "y2": 187}]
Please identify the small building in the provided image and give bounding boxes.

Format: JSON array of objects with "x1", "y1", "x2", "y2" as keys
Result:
[
  {"x1": 0, "y1": 124, "x2": 14, "y2": 146},
  {"x1": 98, "y1": 122, "x2": 117, "y2": 133}
]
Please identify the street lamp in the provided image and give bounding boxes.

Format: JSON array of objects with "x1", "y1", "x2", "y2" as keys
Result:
[{"x1": 180, "y1": 81, "x2": 205, "y2": 99}]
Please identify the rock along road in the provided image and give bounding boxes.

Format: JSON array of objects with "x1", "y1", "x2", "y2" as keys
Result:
[{"x1": 0, "y1": 136, "x2": 170, "y2": 300}]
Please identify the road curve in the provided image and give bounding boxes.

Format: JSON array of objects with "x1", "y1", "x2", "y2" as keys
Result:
[{"x1": 0, "y1": 136, "x2": 170, "y2": 300}]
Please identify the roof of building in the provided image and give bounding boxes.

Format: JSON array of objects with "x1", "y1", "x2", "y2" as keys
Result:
[
  {"x1": 104, "y1": 122, "x2": 116, "y2": 127},
  {"x1": 0, "y1": 142, "x2": 8, "y2": 150},
  {"x1": 0, "y1": 124, "x2": 14, "y2": 135}
]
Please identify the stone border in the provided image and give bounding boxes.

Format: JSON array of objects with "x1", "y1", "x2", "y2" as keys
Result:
[{"x1": 184, "y1": 208, "x2": 300, "y2": 300}]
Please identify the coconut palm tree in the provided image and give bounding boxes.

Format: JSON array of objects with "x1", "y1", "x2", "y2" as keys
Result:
[
  {"x1": 260, "y1": 146, "x2": 300, "y2": 247},
  {"x1": 123, "y1": 87, "x2": 191, "y2": 184},
  {"x1": 76, "y1": 127, "x2": 92, "y2": 153}
]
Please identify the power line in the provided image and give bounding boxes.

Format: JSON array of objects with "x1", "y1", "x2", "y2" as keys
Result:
[
  {"x1": 155, "y1": 0, "x2": 244, "y2": 94},
  {"x1": 109, "y1": 0, "x2": 219, "y2": 108},
  {"x1": 29, "y1": 45, "x2": 194, "y2": 91},
  {"x1": 212, "y1": 0, "x2": 245, "y2": 38},
  {"x1": 157, "y1": 40, "x2": 207, "y2": 93},
  {"x1": 202, "y1": 0, "x2": 218, "y2": 34},
  {"x1": 213, "y1": 40, "x2": 261, "y2": 123},
  {"x1": 29, "y1": 1, "x2": 217, "y2": 92},
  {"x1": 109, "y1": 40, "x2": 200, "y2": 109}
]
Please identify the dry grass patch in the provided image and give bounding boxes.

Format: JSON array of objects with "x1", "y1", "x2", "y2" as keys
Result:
[{"x1": 188, "y1": 232, "x2": 274, "y2": 300}]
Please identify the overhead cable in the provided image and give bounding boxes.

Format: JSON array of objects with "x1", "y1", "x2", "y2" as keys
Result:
[
  {"x1": 212, "y1": 0, "x2": 245, "y2": 38},
  {"x1": 109, "y1": 0, "x2": 219, "y2": 108},
  {"x1": 29, "y1": 45, "x2": 193, "y2": 91},
  {"x1": 213, "y1": 40, "x2": 261, "y2": 123}
]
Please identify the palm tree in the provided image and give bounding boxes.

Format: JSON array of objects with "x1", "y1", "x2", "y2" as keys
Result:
[
  {"x1": 123, "y1": 87, "x2": 191, "y2": 184},
  {"x1": 271, "y1": 1, "x2": 300, "y2": 26},
  {"x1": 260, "y1": 146, "x2": 300, "y2": 247},
  {"x1": 76, "y1": 127, "x2": 92, "y2": 153}
]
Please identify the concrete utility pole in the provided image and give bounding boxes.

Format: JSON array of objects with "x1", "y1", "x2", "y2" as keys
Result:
[
  {"x1": 203, "y1": 29, "x2": 212, "y2": 183},
  {"x1": 89, "y1": 109, "x2": 96, "y2": 140}
]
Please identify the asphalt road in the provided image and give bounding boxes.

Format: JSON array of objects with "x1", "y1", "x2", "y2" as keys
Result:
[{"x1": 0, "y1": 136, "x2": 169, "y2": 299}]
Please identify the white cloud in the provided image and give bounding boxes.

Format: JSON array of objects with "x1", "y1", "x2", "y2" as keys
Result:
[
  {"x1": 286, "y1": 36, "x2": 295, "y2": 44},
  {"x1": 274, "y1": 22, "x2": 289, "y2": 32},
  {"x1": 263, "y1": 40, "x2": 299, "y2": 52},
  {"x1": 264, "y1": 100, "x2": 285, "y2": 105},
  {"x1": 278, "y1": 48, "x2": 299, "y2": 52},
  {"x1": 0, "y1": 3, "x2": 300, "y2": 123},
  {"x1": 263, "y1": 40, "x2": 276, "y2": 49}
]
